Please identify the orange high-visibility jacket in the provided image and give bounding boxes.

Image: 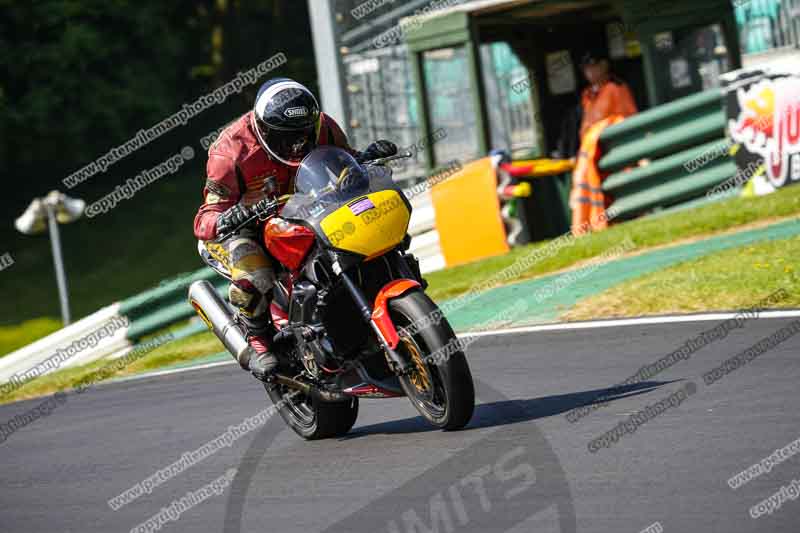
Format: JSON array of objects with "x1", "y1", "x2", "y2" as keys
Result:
[
  {"x1": 580, "y1": 79, "x2": 637, "y2": 138},
  {"x1": 570, "y1": 115, "x2": 625, "y2": 235}
]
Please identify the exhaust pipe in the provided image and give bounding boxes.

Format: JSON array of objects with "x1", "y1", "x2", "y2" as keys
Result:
[
  {"x1": 188, "y1": 280, "x2": 251, "y2": 368},
  {"x1": 271, "y1": 374, "x2": 351, "y2": 403},
  {"x1": 189, "y1": 280, "x2": 351, "y2": 403}
]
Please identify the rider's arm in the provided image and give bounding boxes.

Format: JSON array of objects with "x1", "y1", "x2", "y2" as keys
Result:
[
  {"x1": 193, "y1": 150, "x2": 242, "y2": 241},
  {"x1": 318, "y1": 113, "x2": 397, "y2": 162},
  {"x1": 319, "y1": 113, "x2": 359, "y2": 156}
]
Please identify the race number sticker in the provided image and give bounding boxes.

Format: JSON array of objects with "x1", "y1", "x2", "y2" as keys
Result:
[{"x1": 348, "y1": 197, "x2": 375, "y2": 215}]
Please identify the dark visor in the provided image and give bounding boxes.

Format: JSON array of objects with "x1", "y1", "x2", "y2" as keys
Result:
[{"x1": 265, "y1": 126, "x2": 316, "y2": 163}]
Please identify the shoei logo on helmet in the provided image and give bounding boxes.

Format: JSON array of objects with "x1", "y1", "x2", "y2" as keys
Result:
[{"x1": 284, "y1": 106, "x2": 308, "y2": 118}]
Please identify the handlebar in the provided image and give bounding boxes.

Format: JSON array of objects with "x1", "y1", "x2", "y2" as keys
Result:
[
  {"x1": 363, "y1": 151, "x2": 413, "y2": 167},
  {"x1": 214, "y1": 199, "x2": 280, "y2": 243}
]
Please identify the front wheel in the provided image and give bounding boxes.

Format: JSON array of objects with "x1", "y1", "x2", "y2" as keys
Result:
[{"x1": 389, "y1": 290, "x2": 475, "y2": 430}]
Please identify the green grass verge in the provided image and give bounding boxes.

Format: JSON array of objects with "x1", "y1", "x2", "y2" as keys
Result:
[
  {"x1": 563, "y1": 235, "x2": 800, "y2": 320},
  {"x1": 123, "y1": 331, "x2": 222, "y2": 375},
  {"x1": 0, "y1": 318, "x2": 62, "y2": 358},
  {"x1": 425, "y1": 185, "x2": 800, "y2": 302},
  {"x1": 0, "y1": 331, "x2": 222, "y2": 405}
]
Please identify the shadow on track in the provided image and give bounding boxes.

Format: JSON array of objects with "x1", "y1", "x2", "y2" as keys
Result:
[
  {"x1": 225, "y1": 378, "x2": 579, "y2": 533},
  {"x1": 343, "y1": 380, "x2": 677, "y2": 437}
]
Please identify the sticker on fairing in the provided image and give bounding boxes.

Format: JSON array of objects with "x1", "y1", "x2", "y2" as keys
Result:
[{"x1": 348, "y1": 197, "x2": 375, "y2": 215}]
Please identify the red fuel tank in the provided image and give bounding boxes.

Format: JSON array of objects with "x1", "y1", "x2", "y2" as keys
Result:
[{"x1": 264, "y1": 218, "x2": 316, "y2": 271}]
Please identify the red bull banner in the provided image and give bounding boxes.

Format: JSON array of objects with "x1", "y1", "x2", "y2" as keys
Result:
[{"x1": 727, "y1": 73, "x2": 800, "y2": 190}]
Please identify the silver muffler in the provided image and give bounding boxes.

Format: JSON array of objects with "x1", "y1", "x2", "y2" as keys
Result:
[
  {"x1": 189, "y1": 280, "x2": 351, "y2": 402},
  {"x1": 188, "y1": 280, "x2": 251, "y2": 367}
]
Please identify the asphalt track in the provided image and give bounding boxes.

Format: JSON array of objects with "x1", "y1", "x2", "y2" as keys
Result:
[{"x1": 2, "y1": 315, "x2": 799, "y2": 532}]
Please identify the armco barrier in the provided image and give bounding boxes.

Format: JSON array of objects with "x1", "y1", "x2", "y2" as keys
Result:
[
  {"x1": 599, "y1": 88, "x2": 735, "y2": 219},
  {"x1": 599, "y1": 89, "x2": 724, "y2": 153},
  {"x1": 0, "y1": 304, "x2": 132, "y2": 384},
  {"x1": 405, "y1": 189, "x2": 445, "y2": 273},
  {"x1": 119, "y1": 267, "x2": 227, "y2": 341},
  {"x1": 0, "y1": 269, "x2": 226, "y2": 385}
]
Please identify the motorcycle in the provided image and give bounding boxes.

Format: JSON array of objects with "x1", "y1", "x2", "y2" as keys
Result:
[{"x1": 189, "y1": 146, "x2": 475, "y2": 440}]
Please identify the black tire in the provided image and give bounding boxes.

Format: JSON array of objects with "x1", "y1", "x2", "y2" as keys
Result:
[
  {"x1": 389, "y1": 290, "x2": 475, "y2": 430},
  {"x1": 265, "y1": 384, "x2": 359, "y2": 440}
]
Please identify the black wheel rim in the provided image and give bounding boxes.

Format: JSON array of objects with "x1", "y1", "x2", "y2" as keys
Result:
[{"x1": 276, "y1": 385, "x2": 316, "y2": 430}]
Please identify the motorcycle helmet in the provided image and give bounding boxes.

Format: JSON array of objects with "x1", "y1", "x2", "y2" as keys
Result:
[{"x1": 252, "y1": 78, "x2": 321, "y2": 166}]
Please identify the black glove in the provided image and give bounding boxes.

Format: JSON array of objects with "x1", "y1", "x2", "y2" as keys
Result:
[
  {"x1": 358, "y1": 140, "x2": 398, "y2": 163},
  {"x1": 216, "y1": 204, "x2": 253, "y2": 236},
  {"x1": 252, "y1": 198, "x2": 279, "y2": 218}
]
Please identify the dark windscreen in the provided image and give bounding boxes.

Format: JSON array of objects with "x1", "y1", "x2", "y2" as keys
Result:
[
  {"x1": 283, "y1": 146, "x2": 401, "y2": 223},
  {"x1": 293, "y1": 146, "x2": 369, "y2": 201}
]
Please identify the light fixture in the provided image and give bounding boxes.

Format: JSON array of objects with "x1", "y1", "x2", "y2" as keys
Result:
[{"x1": 15, "y1": 191, "x2": 86, "y2": 325}]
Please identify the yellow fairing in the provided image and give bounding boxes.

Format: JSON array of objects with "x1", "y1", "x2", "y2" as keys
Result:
[{"x1": 320, "y1": 190, "x2": 410, "y2": 259}]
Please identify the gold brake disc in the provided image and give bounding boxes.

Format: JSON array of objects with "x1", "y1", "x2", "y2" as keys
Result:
[{"x1": 401, "y1": 338, "x2": 432, "y2": 393}]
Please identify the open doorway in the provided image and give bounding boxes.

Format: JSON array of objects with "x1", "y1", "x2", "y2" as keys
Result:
[
  {"x1": 522, "y1": 19, "x2": 648, "y2": 159},
  {"x1": 473, "y1": 3, "x2": 650, "y2": 241}
]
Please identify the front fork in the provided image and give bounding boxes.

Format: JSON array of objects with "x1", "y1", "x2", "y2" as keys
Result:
[{"x1": 337, "y1": 271, "x2": 415, "y2": 375}]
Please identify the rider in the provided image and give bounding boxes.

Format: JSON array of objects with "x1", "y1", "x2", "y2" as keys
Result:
[{"x1": 193, "y1": 78, "x2": 397, "y2": 381}]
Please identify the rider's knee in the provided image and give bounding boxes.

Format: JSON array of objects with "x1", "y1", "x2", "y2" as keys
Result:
[
  {"x1": 229, "y1": 283, "x2": 270, "y2": 318},
  {"x1": 229, "y1": 284, "x2": 255, "y2": 307}
]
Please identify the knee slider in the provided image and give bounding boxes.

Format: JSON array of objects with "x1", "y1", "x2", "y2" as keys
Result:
[{"x1": 228, "y1": 284, "x2": 257, "y2": 309}]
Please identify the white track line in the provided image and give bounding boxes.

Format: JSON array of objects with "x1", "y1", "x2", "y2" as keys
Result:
[
  {"x1": 110, "y1": 360, "x2": 235, "y2": 384},
  {"x1": 119, "y1": 310, "x2": 800, "y2": 383},
  {"x1": 466, "y1": 309, "x2": 800, "y2": 338}
]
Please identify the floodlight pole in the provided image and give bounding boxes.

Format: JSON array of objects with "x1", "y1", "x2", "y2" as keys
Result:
[
  {"x1": 16, "y1": 191, "x2": 85, "y2": 327},
  {"x1": 44, "y1": 203, "x2": 71, "y2": 325}
]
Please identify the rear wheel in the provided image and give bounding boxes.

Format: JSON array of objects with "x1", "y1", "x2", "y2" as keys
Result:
[
  {"x1": 389, "y1": 290, "x2": 475, "y2": 430},
  {"x1": 265, "y1": 384, "x2": 359, "y2": 440}
]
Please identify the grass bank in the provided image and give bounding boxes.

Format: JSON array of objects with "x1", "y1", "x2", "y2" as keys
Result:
[
  {"x1": 563, "y1": 235, "x2": 800, "y2": 320},
  {"x1": 0, "y1": 318, "x2": 62, "y2": 357},
  {"x1": 425, "y1": 185, "x2": 800, "y2": 301}
]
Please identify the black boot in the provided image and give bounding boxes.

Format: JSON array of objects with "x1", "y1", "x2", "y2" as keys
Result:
[{"x1": 244, "y1": 347, "x2": 279, "y2": 382}]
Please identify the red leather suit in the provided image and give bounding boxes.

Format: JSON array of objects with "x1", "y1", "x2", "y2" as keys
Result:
[
  {"x1": 194, "y1": 110, "x2": 352, "y2": 240},
  {"x1": 193, "y1": 110, "x2": 352, "y2": 323}
]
